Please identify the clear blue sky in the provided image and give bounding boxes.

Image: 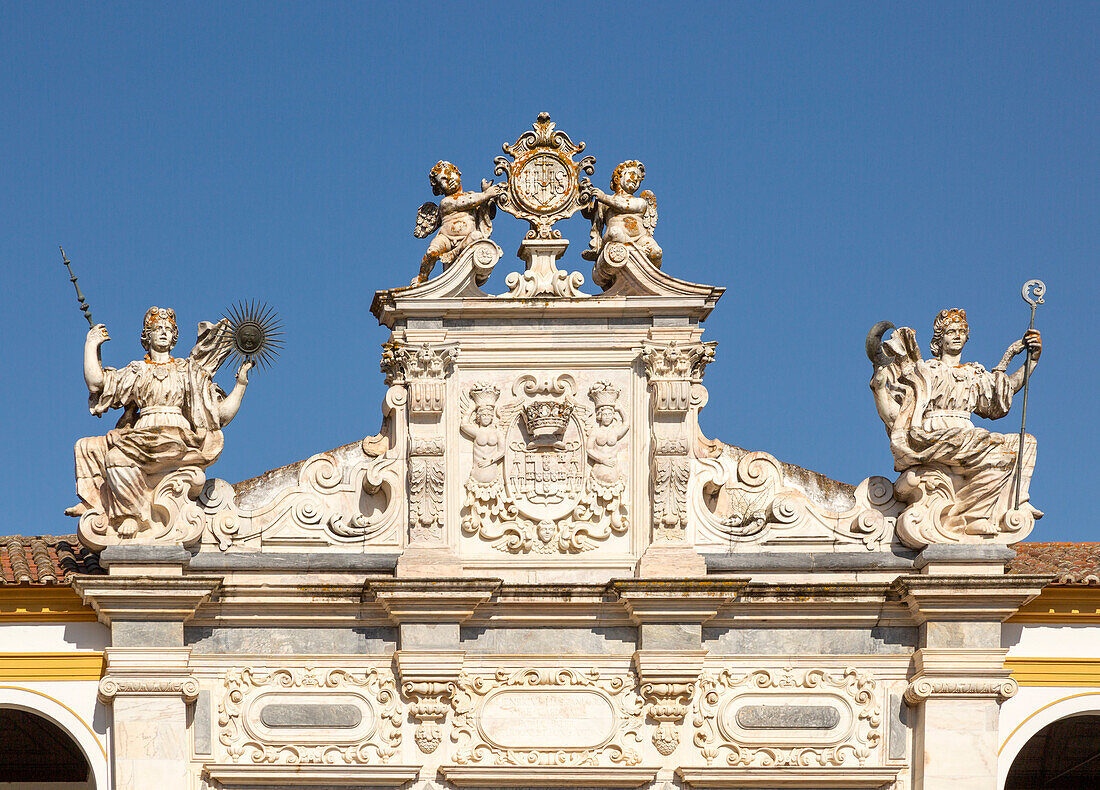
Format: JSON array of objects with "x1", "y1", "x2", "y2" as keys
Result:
[{"x1": 1, "y1": 2, "x2": 1095, "y2": 541}]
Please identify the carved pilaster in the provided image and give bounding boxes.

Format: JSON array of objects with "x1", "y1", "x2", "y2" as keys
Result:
[
  {"x1": 382, "y1": 342, "x2": 458, "y2": 547},
  {"x1": 641, "y1": 341, "x2": 715, "y2": 544}
]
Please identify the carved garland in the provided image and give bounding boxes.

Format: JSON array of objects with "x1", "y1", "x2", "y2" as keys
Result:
[
  {"x1": 451, "y1": 668, "x2": 644, "y2": 767},
  {"x1": 693, "y1": 667, "x2": 881, "y2": 768},
  {"x1": 218, "y1": 667, "x2": 401, "y2": 765}
]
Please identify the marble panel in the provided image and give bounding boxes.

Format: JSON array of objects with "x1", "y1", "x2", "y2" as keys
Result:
[{"x1": 185, "y1": 626, "x2": 395, "y2": 654}]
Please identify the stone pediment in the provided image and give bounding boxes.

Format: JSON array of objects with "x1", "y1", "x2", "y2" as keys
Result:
[{"x1": 70, "y1": 113, "x2": 1038, "y2": 581}]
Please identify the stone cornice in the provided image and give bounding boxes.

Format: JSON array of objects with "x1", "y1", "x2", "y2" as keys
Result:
[
  {"x1": 366, "y1": 579, "x2": 501, "y2": 623},
  {"x1": 904, "y1": 647, "x2": 1017, "y2": 704},
  {"x1": 70, "y1": 574, "x2": 222, "y2": 623},
  {"x1": 610, "y1": 579, "x2": 748, "y2": 624},
  {"x1": 98, "y1": 646, "x2": 196, "y2": 704},
  {"x1": 204, "y1": 763, "x2": 421, "y2": 788},
  {"x1": 890, "y1": 574, "x2": 1052, "y2": 624},
  {"x1": 677, "y1": 766, "x2": 901, "y2": 788},
  {"x1": 439, "y1": 765, "x2": 660, "y2": 788}
]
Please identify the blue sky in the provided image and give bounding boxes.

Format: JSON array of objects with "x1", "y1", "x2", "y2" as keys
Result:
[{"x1": 1, "y1": 2, "x2": 1096, "y2": 541}]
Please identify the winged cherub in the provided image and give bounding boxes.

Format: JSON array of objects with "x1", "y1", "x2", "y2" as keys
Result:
[
  {"x1": 580, "y1": 160, "x2": 662, "y2": 267},
  {"x1": 413, "y1": 161, "x2": 505, "y2": 284}
]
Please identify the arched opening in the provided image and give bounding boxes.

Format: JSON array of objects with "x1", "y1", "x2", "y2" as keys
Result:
[
  {"x1": 0, "y1": 707, "x2": 93, "y2": 788},
  {"x1": 1005, "y1": 713, "x2": 1100, "y2": 789}
]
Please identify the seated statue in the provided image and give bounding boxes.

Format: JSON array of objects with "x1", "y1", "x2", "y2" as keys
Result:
[
  {"x1": 413, "y1": 160, "x2": 504, "y2": 284},
  {"x1": 580, "y1": 160, "x2": 661, "y2": 268},
  {"x1": 69, "y1": 307, "x2": 252, "y2": 541},
  {"x1": 868, "y1": 308, "x2": 1042, "y2": 546}
]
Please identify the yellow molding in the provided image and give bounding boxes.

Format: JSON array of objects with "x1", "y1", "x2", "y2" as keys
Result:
[
  {"x1": 0, "y1": 588, "x2": 96, "y2": 622},
  {"x1": 0, "y1": 652, "x2": 104, "y2": 681},
  {"x1": 1007, "y1": 657, "x2": 1100, "y2": 687},
  {"x1": 1007, "y1": 587, "x2": 1100, "y2": 623}
]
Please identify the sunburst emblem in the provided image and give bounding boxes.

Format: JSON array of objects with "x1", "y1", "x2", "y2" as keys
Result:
[{"x1": 218, "y1": 300, "x2": 284, "y2": 370}]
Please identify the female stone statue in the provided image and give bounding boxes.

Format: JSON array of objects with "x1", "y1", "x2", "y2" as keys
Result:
[
  {"x1": 869, "y1": 308, "x2": 1042, "y2": 543},
  {"x1": 459, "y1": 384, "x2": 506, "y2": 487},
  {"x1": 69, "y1": 307, "x2": 252, "y2": 538},
  {"x1": 585, "y1": 383, "x2": 629, "y2": 489}
]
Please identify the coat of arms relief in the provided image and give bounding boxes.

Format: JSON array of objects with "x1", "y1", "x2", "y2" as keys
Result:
[{"x1": 460, "y1": 374, "x2": 630, "y2": 553}]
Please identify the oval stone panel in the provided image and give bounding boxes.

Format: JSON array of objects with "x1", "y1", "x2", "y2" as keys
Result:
[
  {"x1": 735, "y1": 704, "x2": 840, "y2": 730},
  {"x1": 245, "y1": 691, "x2": 376, "y2": 744},
  {"x1": 478, "y1": 689, "x2": 616, "y2": 750}
]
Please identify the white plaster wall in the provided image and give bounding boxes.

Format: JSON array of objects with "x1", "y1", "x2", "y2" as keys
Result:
[
  {"x1": 0, "y1": 623, "x2": 109, "y2": 652},
  {"x1": 1002, "y1": 622, "x2": 1100, "y2": 657},
  {"x1": 0, "y1": 683, "x2": 109, "y2": 790}
]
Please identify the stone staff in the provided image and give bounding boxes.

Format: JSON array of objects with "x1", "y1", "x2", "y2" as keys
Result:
[
  {"x1": 59, "y1": 246, "x2": 94, "y2": 326},
  {"x1": 1014, "y1": 278, "x2": 1046, "y2": 509}
]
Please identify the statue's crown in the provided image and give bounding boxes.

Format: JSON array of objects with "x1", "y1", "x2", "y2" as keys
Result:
[
  {"x1": 470, "y1": 384, "x2": 500, "y2": 408},
  {"x1": 941, "y1": 308, "x2": 967, "y2": 325},
  {"x1": 588, "y1": 381, "x2": 620, "y2": 409}
]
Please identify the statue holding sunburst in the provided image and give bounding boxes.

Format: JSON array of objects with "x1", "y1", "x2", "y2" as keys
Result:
[{"x1": 69, "y1": 300, "x2": 282, "y2": 550}]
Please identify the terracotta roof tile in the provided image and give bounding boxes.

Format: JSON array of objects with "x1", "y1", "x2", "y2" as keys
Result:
[
  {"x1": 1007, "y1": 542, "x2": 1100, "y2": 585},
  {"x1": 0, "y1": 535, "x2": 102, "y2": 585}
]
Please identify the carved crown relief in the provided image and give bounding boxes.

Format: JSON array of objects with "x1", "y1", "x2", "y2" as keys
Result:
[{"x1": 460, "y1": 374, "x2": 629, "y2": 554}]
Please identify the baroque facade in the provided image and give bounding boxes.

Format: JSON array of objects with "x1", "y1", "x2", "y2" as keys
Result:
[{"x1": 0, "y1": 115, "x2": 1093, "y2": 790}]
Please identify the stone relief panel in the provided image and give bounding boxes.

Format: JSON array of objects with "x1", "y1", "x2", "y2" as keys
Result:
[
  {"x1": 216, "y1": 667, "x2": 402, "y2": 766},
  {"x1": 459, "y1": 374, "x2": 630, "y2": 554},
  {"x1": 450, "y1": 668, "x2": 644, "y2": 767},
  {"x1": 691, "y1": 445, "x2": 901, "y2": 552},
  {"x1": 693, "y1": 667, "x2": 882, "y2": 768}
]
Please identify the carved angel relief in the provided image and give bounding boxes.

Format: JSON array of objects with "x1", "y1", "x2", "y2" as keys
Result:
[{"x1": 460, "y1": 375, "x2": 629, "y2": 553}]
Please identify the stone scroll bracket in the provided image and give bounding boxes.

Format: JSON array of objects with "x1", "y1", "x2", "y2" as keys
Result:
[
  {"x1": 395, "y1": 651, "x2": 465, "y2": 754},
  {"x1": 638, "y1": 340, "x2": 717, "y2": 578}
]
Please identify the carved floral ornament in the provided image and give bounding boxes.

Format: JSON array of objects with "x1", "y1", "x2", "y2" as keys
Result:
[
  {"x1": 459, "y1": 374, "x2": 629, "y2": 553},
  {"x1": 217, "y1": 667, "x2": 402, "y2": 766}
]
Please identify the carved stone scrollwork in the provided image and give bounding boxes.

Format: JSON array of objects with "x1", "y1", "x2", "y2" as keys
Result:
[
  {"x1": 451, "y1": 668, "x2": 644, "y2": 767},
  {"x1": 693, "y1": 667, "x2": 881, "y2": 768},
  {"x1": 218, "y1": 667, "x2": 401, "y2": 766},
  {"x1": 640, "y1": 682, "x2": 695, "y2": 755},
  {"x1": 691, "y1": 449, "x2": 900, "y2": 551},
  {"x1": 459, "y1": 375, "x2": 629, "y2": 553},
  {"x1": 79, "y1": 466, "x2": 208, "y2": 552},
  {"x1": 403, "y1": 681, "x2": 456, "y2": 754},
  {"x1": 904, "y1": 677, "x2": 1018, "y2": 705},
  {"x1": 381, "y1": 342, "x2": 458, "y2": 415},
  {"x1": 98, "y1": 675, "x2": 200, "y2": 704}
]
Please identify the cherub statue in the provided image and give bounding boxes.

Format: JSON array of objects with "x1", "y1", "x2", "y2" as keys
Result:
[
  {"x1": 413, "y1": 161, "x2": 505, "y2": 284},
  {"x1": 69, "y1": 307, "x2": 252, "y2": 539},
  {"x1": 585, "y1": 382, "x2": 629, "y2": 489},
  {"x1": 580, "y1": 160, "x2": 661, "y2": 267},
  {"x1": 868, "y1": 308, "x2": 1042, "y2": 545}
]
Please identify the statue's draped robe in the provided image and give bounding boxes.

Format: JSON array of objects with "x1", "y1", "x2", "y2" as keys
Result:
[
  {"x1": 73, "y1": 322, "x2": 229, "y2": 525},
  {"x1": 890, "y1": 358, "x2": 1037, "y2": 532}
]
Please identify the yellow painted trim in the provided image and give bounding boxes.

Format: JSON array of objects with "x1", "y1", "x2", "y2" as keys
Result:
[
  {"x1": 0, "y1": 588, "x2": 96, "y2": 622},
  {"x1": 1007, "y1": 657, "x2": 1100, "y2": 687},
  {"x1": 0, "y1": 653, "x2": 104, "y2": 681},
  {"x1": 0, "y1": 684, "x2": 107, "y2": 762},
  {"x1": 1007, "y1": 587, "x2": 1100, "y2": 623},
  {"x1": 999, "y1": 691, "x2": 1100, "y2": 755}
]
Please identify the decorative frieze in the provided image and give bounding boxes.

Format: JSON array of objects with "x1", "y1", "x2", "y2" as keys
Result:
[
  {"x1": 451, "y1": 668, "x2": 644, "y2": 767},
  {"x1": 693, "y1": 667, "x2": 881, "y2": 768},
  {"x1": 217, "y1": 667, "x2": 402, "y2": 766}
]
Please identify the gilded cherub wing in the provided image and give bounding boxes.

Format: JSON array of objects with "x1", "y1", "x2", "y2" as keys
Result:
[
  {"x1": 641, "y1": 190, "x2": 658, "y2": 234},
  {"x1": 414, "y1": 201, "x2": 441, "y2": 239}
]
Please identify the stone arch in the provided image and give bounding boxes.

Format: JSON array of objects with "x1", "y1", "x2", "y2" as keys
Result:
[
  {"x1": 999, "y1": 692, "x2": 1100, "y2": 789},
  {"x1": 0, "y1": 686, "x2": 109, "y2": 789}
]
